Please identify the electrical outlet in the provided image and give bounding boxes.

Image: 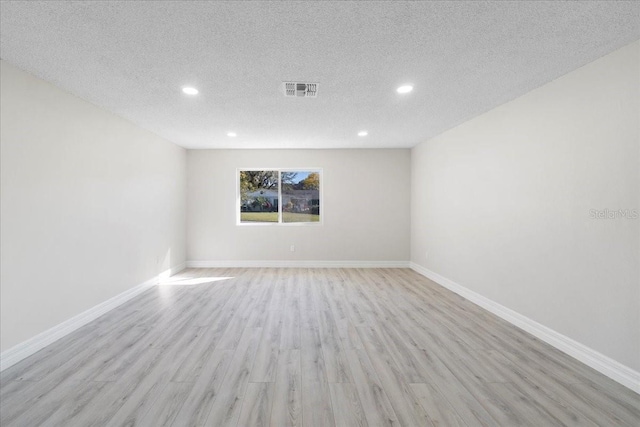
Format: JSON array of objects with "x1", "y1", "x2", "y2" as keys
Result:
[
  {"x1": 290, "y1": 245, "x2": 295, "y2": 252},
  {"x1": 425, "y1": 251, "x2": 429, "y2": 261}
]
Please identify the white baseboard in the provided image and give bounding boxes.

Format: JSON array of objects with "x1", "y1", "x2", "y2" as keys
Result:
[
  {"x1": 410, "y1": 262, "x2": 640, "y2": 394},
  {"x1": 0, "y1": 263, "x2": 186, "y2": 372},
  {"x1": 186, "y1": 260, "x2": 410, "y2": 268}
]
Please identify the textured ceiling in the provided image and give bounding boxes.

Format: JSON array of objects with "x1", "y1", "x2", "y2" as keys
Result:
[{"x1": 1, "y1": 1, "x2": 638, "y2": 149}]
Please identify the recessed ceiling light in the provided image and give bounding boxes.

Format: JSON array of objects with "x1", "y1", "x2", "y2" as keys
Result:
[
  {"x1": 182, "y1": 87, "x2": 199, "y2": 95},
  {"x1": 396, "y1": 85, "x2": 413, "y2": 94},
  {"x1": 358, "y1": 131, "x2": 368, "y2": 137},
  {"x1": 227, "y1": 132, "x2": 237, "y2": 137}
]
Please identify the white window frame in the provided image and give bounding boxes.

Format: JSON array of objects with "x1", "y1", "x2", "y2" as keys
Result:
[{"x1": 237, "y1": 168, "x2": 323, "y2": 226}]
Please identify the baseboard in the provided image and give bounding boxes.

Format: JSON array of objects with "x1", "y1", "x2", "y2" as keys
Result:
[
  {"x1": 410, "y1": 262, "x2": 640, "y2": 394},
  {"x1": 0, "y1": 262, "x2": 186, "y2": 372},
  {"x1": 186, "y1": 260, "x2": 410, "y2": 268}
]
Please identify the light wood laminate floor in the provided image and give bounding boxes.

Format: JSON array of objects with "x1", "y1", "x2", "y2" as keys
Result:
[{"x1": 1, "y1": 268, "x2": 639, "y2": 426}]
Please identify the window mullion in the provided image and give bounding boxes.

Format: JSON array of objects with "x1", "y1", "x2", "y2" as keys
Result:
[{"x1": 278, "y1": 170, "x2": 283, "y2": 223}]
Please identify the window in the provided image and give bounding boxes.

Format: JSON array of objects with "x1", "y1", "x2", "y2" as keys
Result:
[{"x1": 238, "y1": 169, "x2": 322, "y2": 225}]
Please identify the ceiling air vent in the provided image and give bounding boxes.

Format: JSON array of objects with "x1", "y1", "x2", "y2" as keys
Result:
[{"x1": 284, "y1": 82, "x2": 318, "y2": 97}]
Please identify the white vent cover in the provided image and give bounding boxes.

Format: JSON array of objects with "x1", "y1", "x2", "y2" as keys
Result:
[{"x1": 284, "y1": 82, "x2": 318, "y2": 97}]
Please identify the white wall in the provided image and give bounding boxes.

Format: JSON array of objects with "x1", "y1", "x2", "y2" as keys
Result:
[
  {"x1": 0, "y1": 60, "x2": 187, "y2": 352},
  {"x1": 187, "y1": 149, "x2": 410, "y2": 263},
  {"x1": 411, "y1": 41, "x2": 639, "y2": 371}
]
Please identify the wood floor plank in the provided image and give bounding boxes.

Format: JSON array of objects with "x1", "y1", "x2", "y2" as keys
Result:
[
  {"x1": 102, "y1": 330, "x2": 207, "y2": 427},
  {"x1": 203, "y1": 327, "x2": 263, "y2": 427},
  {"x1": 169, "y1": 349, "x2": 234, "y2": 426},
  {"x1": 302, "y1": 379, "x2": 335, "y2": 427},
  {"x1": 336, "y1": 270, "x2": 371, "y2": 326},
  {"x1": 336, "y1": 319, "x2": 364, "y2": 350},
  {"x1": 429, "y1": 380, "x2": 498, "y2": 426},
  {"x1": 280, "y1": 303, "x2": 301, "y2": 350},
  {"x1": 318, "y1": 309, "x2": 352, "y2": 383},
  {"x1": 1, "y1": 267, "x2": 637, "y2": 427},
  {"x1": 270, "y1": 349, "x2": 302, "y2": 427},
  {"x1": 104, "y1": 379, "x2": 171, "y2": 427},
  {"x1": 357, "y1": 327, "x2": 435, "y2": 427},
  {"x1": 567, "y1": 381, "x2": 640, "y2": 426},
  {"x1": 432, "y1": 345, "x2": 531, "y2": 426},
  {"x1": 214, "y1": 297, "x2": 257, "y2": 350},
  {"x1": 409, "y1": 383, "x2": 469, "y2": 427},
  {"x1": 484, "y1": 348, "x2": 610, "y2": 426},
  {"x1": 329, "y1": 383, "x2": 368, "y2": 427},
  {"x1": 483, "y1": 336, "x2": 636, "y2": 426},
  {"x1": 300, "y1": 308, "x2": 335, "y2": 427},
  {"x1": 33, "y1": 381, "x2": 111, "y2": 427},
  {"x1": 474, "y1": 349, "x2": 599, "y2": 426},
  {"x1": 1, "y1": 379, "x2": 103, "y2": 427},
  {"x1": 237, "y1": 382, "x2": 275, "y2": 427},
  {"x1": 170, "y1": 303, "x2": 236, "y2": 382},
  {"x1": 345, "y1": 349, "x2": 400, "y2": 427},
  {"x1": 300, "y1": 308, "x2": 327, "y2": 384},
  {"x1": 0, "y1": 324, "x2": 148, "y2": 424},
  {"x1": 93, "y1": 305, "x2": 202, "y2": 382},
  {"x1": 483, "y1": 381, "x2": 568, "y2": 426},
  {"x1": 371, "y1": 321, "x2": 431, "y2": 383},
  {"x1": 267, "y1": 268, "x2": 288, "y2": 310},
  {"x1": 190, "y1": 281, "x2": 236, "y2": 327},
  {"x1": 250, "y1": 310, "x2": 283, "y2": 383},
  {"x1": 280, "y1": 274, "x2": 302, "y2": 350},
  {"x1": 137, "y1": 381, "x2": 194, "y2": 427},
  {"x1": 31, "y1": 320, "x2": 148, "y2": 384},
  {"x1": 41, "y1": 347, "x2": 167, "y2": 426}
]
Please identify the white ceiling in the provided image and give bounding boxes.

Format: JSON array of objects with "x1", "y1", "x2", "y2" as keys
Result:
[{"x1": 1, "y1": 1, "x2": 638, "y2": 149}]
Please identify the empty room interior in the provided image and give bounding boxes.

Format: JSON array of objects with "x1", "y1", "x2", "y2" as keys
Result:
[{"x1": 1, "y1": 1, "x2": 639, "y2": 426}]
